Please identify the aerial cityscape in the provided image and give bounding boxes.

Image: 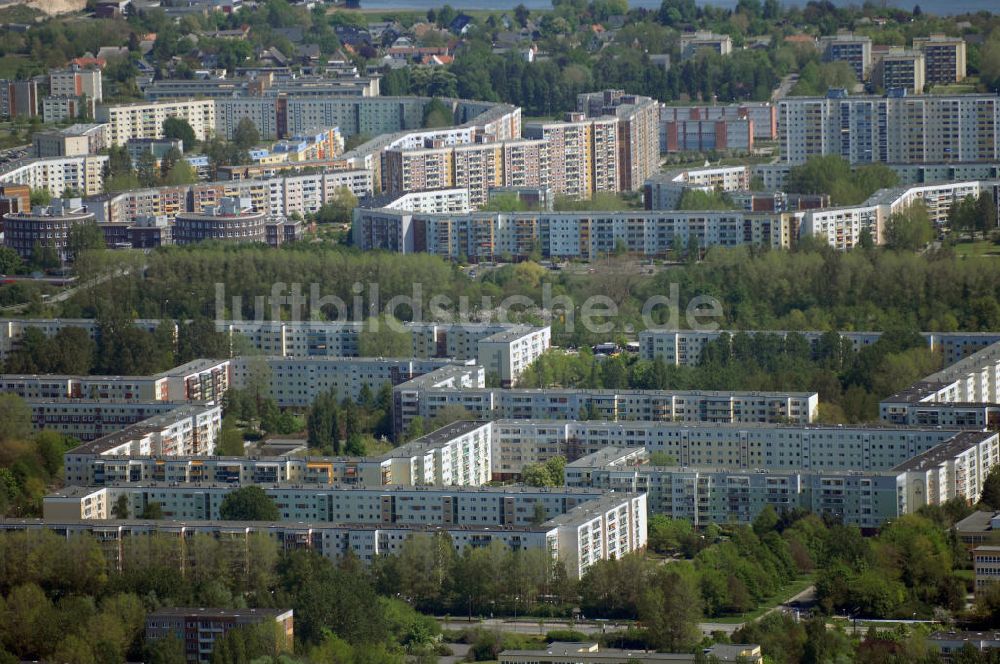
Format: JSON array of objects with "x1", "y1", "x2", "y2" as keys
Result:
[{"x1": 2, "y1": 0, "x2": 1000, "y2": 662}]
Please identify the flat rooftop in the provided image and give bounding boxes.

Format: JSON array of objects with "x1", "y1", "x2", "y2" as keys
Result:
[
  {"x1": 147, "y1": 607, "x2": 291, "y2": 619},
  {"x1": 892, "y1": 431, "x2": 997, "y2": 473},
  {"x1": 493, "y1": 419, "x2": 966, "y2": 433},
  {"x1": 567, "y1": 446, "x2": 646, "y2": 468},
  {"x1": 379, "y1": 420, "x2": 488, "y2": 459},
  {"x1": 77, "y1": 481, "x2": 607, "y2": 495},
  {"x1": 66, "y1": 403, "x2": 218, "y2": 456},
  {"x1": 0, "y1": 517, "x2": 556, "y2": 533},
  {"x1": 955, "y1": 510, "x2": 997, "y2": 533},
  {"x1": 154, "y1": 358, "x2": 229, "y2": 378}
]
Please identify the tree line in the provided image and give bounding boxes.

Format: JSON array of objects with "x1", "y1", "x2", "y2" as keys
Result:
[
  {"x1": 52, "y1": 235, "x2": 1000, "y2": 352},
  {"x1": 518, "y1": 329, "x2": 940, "y2": 422}
]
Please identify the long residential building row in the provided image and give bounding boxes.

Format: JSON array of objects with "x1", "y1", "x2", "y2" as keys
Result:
[
  {"x1": 94, "y1": 96, "x2": 514, "y2": 144},
  {"x1": 230, "y1": 356, "x2": 472, "y2": 407},
  {"x1": 649, "y1": 165, "x2": 999, "y2": 250},
  {"x1": 141, "y1": 74, "x2": 380, "y2": 101},
  {"x1": 882, "y1": 339, "x2": 1000, "y2": 426},
  {"x1": 51, "y1": 418, "x2": 999, "y2": 530},
  {"x1": 6, "y1": 488, "x2": 644, "y2": 578},
  {"x1": 777, "y1": 92, "x2": 1000, "y2": 165},
  {"x1": 225, "y1": 323, "x2": 550, "y2": 387},
  {"x1": 490, "y1": 420, "x2": 967, "y2": 476},
  {"x1": 64, "y1": 419, "x2": 493, "y2": 490},
  {"x1": 0, "y1": 359, "x2": 231, "y2": 403},
  {"x1": 352, "y1": 207, "x2": 795, "y2": 259},
  {"x1": 391, "y1": 365, "x2": 819, "y2": 436},
  {"x1": 563, "y1": 429, "x2": 999, "y2": 528},
  {"x1": 353, "y1": 172, "x2": 994, "y2": 256},
  {"x1": 91, "y1": 92, "x2": 657, "y2": 205},
  {"x1": 62, "y1": 416, "x2": 967, "y2": 490},
  {"x1": 357, "y1": 162, "x2": 1000, "y2": 256},
  {"x1": 637, "y1": 329, "x2": 1000, "y2": 367}
]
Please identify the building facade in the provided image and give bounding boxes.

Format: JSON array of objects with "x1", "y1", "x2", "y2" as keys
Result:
[{"x1": 778, "y1": 93, "x2": 1000, "y2": 165}]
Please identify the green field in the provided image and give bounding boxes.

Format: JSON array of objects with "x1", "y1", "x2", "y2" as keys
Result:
[{"x1": 953, "y1": 239, "x2": 1000, "y2": 257}]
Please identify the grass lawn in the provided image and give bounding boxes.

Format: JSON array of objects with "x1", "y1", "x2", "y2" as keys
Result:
[
  {"x1": 930, "y1": 77, "x2": 979, "y2": 95},
  {"x1": 0, "y1": 55, "x2": 31, "y2": 80},
  {"x1": 953, "y1": 240, "x2": 1000, "y2": 258},
  {"x1": 709, "y1": 575, "x2": 815, "y2": 625}
]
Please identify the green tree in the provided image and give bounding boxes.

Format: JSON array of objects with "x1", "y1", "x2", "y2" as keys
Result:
[
  {"x1": 162, "y1": 117, "x2": 197, "y2": 148},
  {"x1": 140, "y1": 501, "x2": 164, "y2": 519},
  {"x1": 112, "y1": 494, "x2": 130, "y2": 519},
  {"x1": 0, "y1": 394, "x2": 31, "y2": 442},
  {"x1": 405, "y1": 416, "x2": 425, "y2": 441},
  {"x1": 232, "y1": 117, "x2": 261, "y2": 151},
  {"x1": 315, "y1": 186, "x2": 358, "y2": 225},
  {"x1": 427, "y1": 405, "x2": 475, "y2": 431},
  {"x1": 219, "y1": 486, "x2": 280, "y2": 521},
  {"x1": 307, "y1": 390, "x2": 341, "y2": 454},
  {"x1": 145, "y1": 634, "x2": 185, "y2": 664},
  {"x1": 277, "y1": 549, "x2": 389, "y2": 646},
  {"x1": 162, "y1": 158, "x2": 198, "y2": 185},
  {"x1": 639, "y1": 566, "x2": 702, "y2": 651},
  {"x1": 29, "y1": 188, "x2": 51, "y2": 207},
  {"x1": 677, "y1": 189, "x2": 736, "y2": 210},
  {"x1": 422, "y1": 98, "x2": 453, "y2": 128},
  {"x1": 980, "y1": 465, "x2": 1000, "y2": 511},
  {"x1": 884, "y1": 202, "x2": 933, "y2": 251},
  {"x1": 215, "y1": 416, "x2": 245, "y2": 456},
  {"x1": 0, "y1": 246, "x2": 23, "y2": 274},
  {"x1": 66, "y1": 222, "x2": 105, "y2": 261}
]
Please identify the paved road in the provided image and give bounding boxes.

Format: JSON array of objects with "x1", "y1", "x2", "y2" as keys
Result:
[
  {"x1": 772, "y1": 74, "x2": 799, "y2": 101},
  {"x1": 438, "y1": 616, "x2": 743, "y2": 638},
  {"x1": 436, "y1": 584, "x2": 817, "y2": 640}
]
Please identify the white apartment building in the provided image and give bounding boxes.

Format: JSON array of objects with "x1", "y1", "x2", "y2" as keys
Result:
[
  {"x1": 882, "y1": 340, "x2": 1000, "y2": 423},
  {"x1": 0, "y1": 155, "x2": 108, "y2": 197},
  {"x1": 778, "y1": 93, "x2": 1000, "y2": 165},
  {"x1": 42, "y1": 96, "x2": 88, "y2": 124},
  {"x1": 894, "y1": 431, "x2": 1000, "y2": 513},
  {"x1": 476, "y1": 325, "x2": 551, "y2": 386},
  {"x1": 524, "y1": 114, "x2": 618, "y2": 199},
  {"x1": 222, "y1": 321, "x2": 548, "y2": 386},
  {"x1": 66, "y1": 418, "x2": 492, "y2": 489},
  {"x1": 568, "y1": 449, "x2": 901, "y2": 529},
  {"x1": 0, "y1": 359, "x2": 230, "y2": 404},
  {"x1": 33, "y1": 124, "x2": 108, "y2": 158},
  {"x1": 96, "y1": 99, "x2": 217, "y2": 146},
  {"x1": 638, "y1": 329, "x2": 1000, "y2": 367},
  {"x1": 353, "y1": 208, "x2": 793, "y2": 260},
  {"x1": 9, "y1": 492, "x2": 645, "y2": 578},
  {"x1": 974, "y1": 546, "x2": 1000, "y2": 595},
  {"x1": 230, "y1": 356, "x2": 467, "y2": 408},
  {"x1": 490, "y1": 419, "x2": 963, "y2": 476},
  {"x1": 49, "y1": 67, "x2": 102, "y2": 103},
  {"x1": 577, "y1": 91, "x2": 660, "y2": 191},
  {"x1": 24, "y1": 399, "x2": 192, "y2": 441},
  {"x1": 62, "y1": 404, "x2": 223, "y2": 485},
  {"x1": 820, "y1": 33, "x2": 873, "y2": 81},
  {"x1": 644, "y1": 166, "x2": 753, "y2": 210},
  {"x1": 44, "y1": 482, "x2": 619, "y2": 527},
  {"x1": 679, "y1": 31, "x2": 733, "y2": 60},
  {"x1": 392, "y1": 367, "x2": 819, "y2": 436},
  {"x1": 561, "y1": 428, "x2": 997, "y2": 528}
]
